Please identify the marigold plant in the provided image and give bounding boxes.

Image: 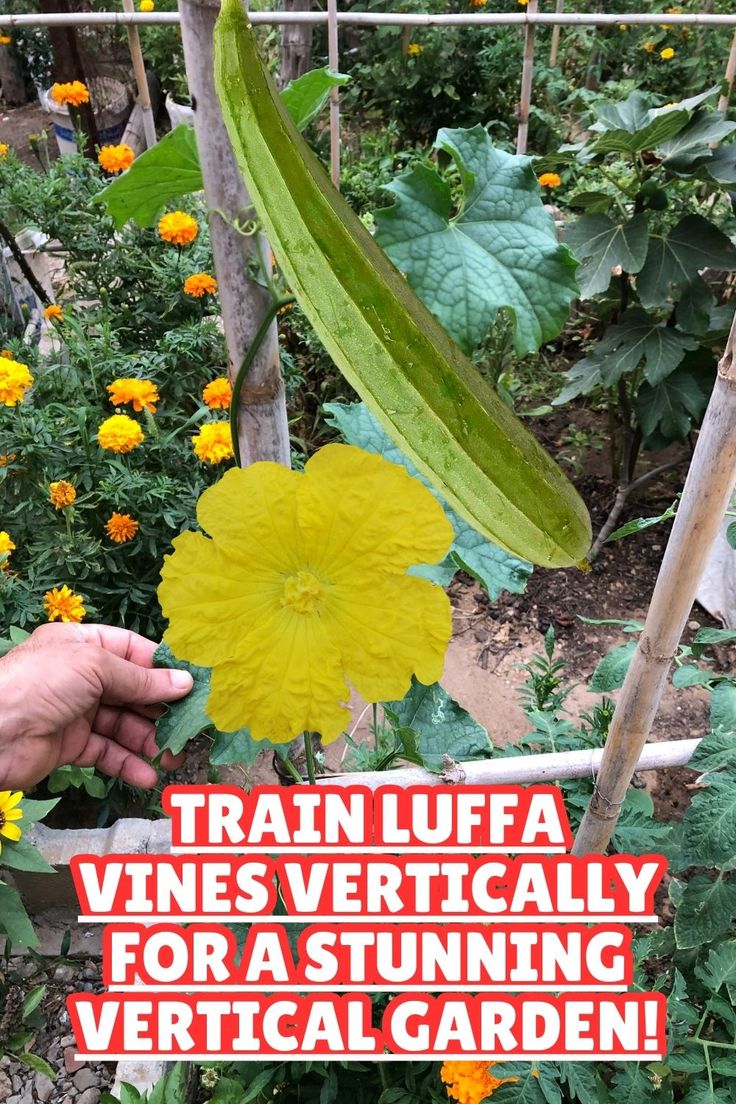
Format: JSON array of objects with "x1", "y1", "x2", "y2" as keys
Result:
[
  {"x1": 43, "y1": 584, "x2": 86, "y2": 623},
  {"x1": 0, "y1": 143, "x2": 9, "y2": 158},
  {"x1": 43, "y1": 304, "x2": 64, "y2": 322},
  {"x1": 107, "y1": 378, "x2": 160, "y2": 414},
  {"x1": 183, "y1": 272, "x2": 217, "y2": 298},
  {"x1": 202, "y1": 377, "x2": 232, "y2": 410},
  {"x1": 98, "y1": 144, "x2": 135, "y2": 174},
  {"x1": 538, "y1": 172, "x2": 561, "y2": 188},
  {"x1": 440, "y1": 1061, "x2": 517, "y2": 1104},
  {"x1": 51, "y1": 80, "x2": 90, "y2": 107},
  {"x1": 158, "y1": 211, "x2": 199, "y2": 246},
  {"x1": 97, "y1": 414, "x2": 145, "y2": 454},
  {"x1": 49, "y1": 480, "x2": 77, "y2": 510},
  {"x1": 192, "y1": 422, "x2": 234, "y2": 464},
  {"x1": 105, "y1": 512, "x2": 139, "y2": 543},
  {"x1": 0, "y1": 358, "x2": 33, "y2": 406}
]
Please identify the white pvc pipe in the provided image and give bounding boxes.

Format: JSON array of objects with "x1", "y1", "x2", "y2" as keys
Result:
[{"x1": 319, "y1": 738, "x2": 701, "y2": 791}]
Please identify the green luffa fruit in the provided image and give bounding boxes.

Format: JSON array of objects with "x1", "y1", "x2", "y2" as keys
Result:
[{"x1": 213, "y1": 0, "x2": 591, "y2": 567}]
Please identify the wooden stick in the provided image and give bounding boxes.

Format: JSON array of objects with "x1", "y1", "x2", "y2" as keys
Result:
[
  {"x1": 178, "y1": 0, "x2": 290, "y2": 467},
  {"x1": 549, "y1": 0, "x2": 564, "y2": 67},
  {"x1": 121, "y1": 0, "x2": 156, "y2": 148},
  {"x1": 718, "y1": 28, "x2": 736, "y2": 114},
  {"x1": 326, "y1": 0, "x2": 340, "y2": 188},
  {"x1": 573, "y1": 310, "x2": 736, "y2": 856},
  {"x1": 516, "y1": 0, "x2": 537, "y2": 155}
]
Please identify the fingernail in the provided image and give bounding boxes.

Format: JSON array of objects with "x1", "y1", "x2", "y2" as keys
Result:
[{"x1": 169, "y1": 669, "x2": 194, "y2": 690}]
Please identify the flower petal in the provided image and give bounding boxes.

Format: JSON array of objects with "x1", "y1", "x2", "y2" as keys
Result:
[
  {"x1": 0, "y1": 823, "x2": 22, "y2": 842},
  {"x1": 4, "y1": 808, "x2": 23, "y2": 821}
]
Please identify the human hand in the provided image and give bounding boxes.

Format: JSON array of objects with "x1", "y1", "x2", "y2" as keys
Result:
[{"x1": 0, "y1": 623, "x2": 193, "y2": 790}]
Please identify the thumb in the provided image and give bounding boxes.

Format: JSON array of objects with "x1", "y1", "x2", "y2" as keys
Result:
[{"x1": 95, "y1": 649, "x2": 194, "y2": 707}]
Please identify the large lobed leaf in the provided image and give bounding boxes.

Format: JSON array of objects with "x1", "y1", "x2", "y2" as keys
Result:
[
  {"x1": 565, "y1": 213, "x2": 649, "y2": 298},
  {"x1": 374, "y1": 125, "x2": 578, "y2": 356},
  {"x1": 384, "y1": 677, "x2": 491, "y2": 772}
]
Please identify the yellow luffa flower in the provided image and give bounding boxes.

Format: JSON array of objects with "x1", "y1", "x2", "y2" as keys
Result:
[
  {"x1": 202, "y1": 377, "x2": 232, "y2": 410},
  {"x1": 0, "y1": 143, "x2": 9, "y2": 157},
  {"x1": 140, "y1": 0, "x2": 155, "y2": 10},
  {"x1": 184, "y1": 272, "x2": 217, "y2": 297},
  {"x1": 98, "y1": 143, "x2": 135, "y2": 174},
  {"x1": 105, "y1": 512, "x2": 139, "y2": 543},
  {"x1": 441, "y1": 1062, "x2": 518, "y2": 1104},
  {"x1": 107, "y1": 377, "x2": 159, "y2": 413},
  {"x1": 97, "y1": 414, "x2": 145, "y2": 454},
  {"x1": 51, "y1": 80, "x2": 90, "y2": 107},
  {"x1": 660, "y1": 46, "x2": 675, "y2": 59},
  {"x1": 44, "y1": 303, "x2": 63, "y2": 322},
  {"x1": 407, "y1": 43, "x2": 423, "y2": 56},
  {"x1": 44, "y1": 584, "x2": 86, "y2": 623},
  {"x1": 0, "y1": 358, "x2": 33, "y2": 406},
  {"x1": 158, "y1": 211, "x2": 199, "y2": 246},
  {"x1": 538, "y1": 171, "x2": 561, "y2": 188},
  {"x1": 192, "y1": 422, "x2": 234, "y2": 464},
  {"x1": 0, "y1": 791, "x2": 23, "y2": 851},
  {"x1": 159, "y1": 444, "x2": 453, "y2": 743},
  {"x1": 49, "y1": 480, "x2": 76, "y2": 509},
  {"x1": 0, "y1": 531, "x2": 15, "y2": 568}
]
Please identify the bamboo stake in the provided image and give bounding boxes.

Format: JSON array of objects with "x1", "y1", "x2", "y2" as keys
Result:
[
  {"x1": 516, "y1": 0, "x2": 537, "y2": 155},
  {"x1": 319, "y1": 738, "x2": 701, "y2": 791},
  {"x1": 326, "y1": 0, "x2": 340, "y2": 188},
  {"x1": 7, "y1": 12, "x2": 736, "y2": 27},
  {"x1": 573, "y1": 311, "x2": 736, "y2": 856},
  {"x1": 121, "y1": 0, "x2": 157, "y2": 148},
  {"x1": 717, "y1": 28, "x2": 736, "y2": 114},
  {"x1": 549, "y1": 0, "x2": 564, "y2": 67},
  {"x1": 178, "y1": 0, "x2": 291, "y2": 467}
]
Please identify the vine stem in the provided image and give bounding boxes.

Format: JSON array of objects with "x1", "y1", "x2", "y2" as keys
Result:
[{"x1": 303, "y1": 732, "x2": 317, "y2": 785}]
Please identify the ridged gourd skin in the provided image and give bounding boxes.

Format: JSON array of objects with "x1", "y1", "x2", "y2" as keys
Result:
[{"x1": 213, "y1": 0, "x2": 592, "y2": 568}]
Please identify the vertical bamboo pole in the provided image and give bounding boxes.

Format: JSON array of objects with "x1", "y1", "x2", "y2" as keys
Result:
[
  {"x1": 121, "y1": 0, "x2": 157, "y2": 148},
  {"x1": 326, "y1": 0, "x2": 341, "y2": 188},
  {"x1": 549, "y1": 0, "x2": 564, "y2": 66},
  {"x1": 573, "y1": 312, "x2": 736, "y2": 856},
  {"x1": 717, "y1": 29, "x2": 736, "y2": 113},
  {"x1": 178, "y1": 0, "x2": 291, "y2": 467},
  {"x1": 516, "y1": 0, "x2": 537, "y2": 155}
]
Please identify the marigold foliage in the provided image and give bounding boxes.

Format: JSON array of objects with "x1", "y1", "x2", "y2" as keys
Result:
[
  {"x1": 0, "y1": 791, "x2": 23, "y2": 848},
  {"x1": 184, "y1": 272, "x2": 217, "y2": 297},
  {"x1": 105, "y1": 512, "x2": 139, "y2": 543},
  {"x1": 202, "y1": 377, "x2": 232, "y2": 410},
  {"x1": 97, "y1": 414, "x2": 145, "y2": 454},
  {"x1": 44, "y1": 584, "x2": 86, "y2": 623},
  {"x1": 51, "y1": 80, "x2": 90, "y2": 107},
  {"x1": 0, "y1": 358, "x2": 33, "y2": 406},
  {"x1": 440, "y1": 1062, "x2": 517, "y2": 1104},
  {"x1": 158, "y1": 211, "x2": 199, "y2": 246},
  {"x1": 98, "y1": 144, "x2": 135, "y2": 174},
  {"x1": 49, "y1": 480, "x2": 77, "y2": 509},
  {"x1": 159, "y1": 443, "x2": 453, "y2": 743},
  {"x1": 107, "y1": 378, "x2": 160, "y2": 413},
  {"x1": 192, "y1": 422, "x2": 234, "y2": 464},
  {"x1": 44, "y1": 304, "x2": 63, "y2": 322}
]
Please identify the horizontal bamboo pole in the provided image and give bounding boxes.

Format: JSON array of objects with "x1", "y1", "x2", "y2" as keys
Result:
[
  {"x1": 318, "y1": 738, "x2": 701, "y2": 791},
  {"x1": 5, "y1": 11, "x2": 736, "y2": 27}
]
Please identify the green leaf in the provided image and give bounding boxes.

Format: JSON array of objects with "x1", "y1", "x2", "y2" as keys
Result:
[
  {"x1": 374, "y1": 125, "x2": 578, "y2": 356},
  {"x1": 701, "y1": 143, "x2": 736, "y2": 186},
  {"x1": 490, "y1": 1064, "x2": 546, "y2": 1104},
  {"x1": 608, "y1": 1064, "x2": 655, "y2": 1104},
  {"x1": 99, "y1": 125, "x2": 203, "y2": 229},
  {"x1": 676, "y1": 277, "x2": 716, "y2": 336},
  {"x1": 558, "y1": 1062, "x2": 598, "y2": 1104},
  {"x1": 553, "y1": 356, "x2": 603, "y2": 405},
  {"x1": 565, "y1": 213, "x2": 649, "y2": 298},
  {"x1": 383, "y1": 677, "x2": 491, "y2": 772},
  {"x1": 17, "y1": 797, "x2": 59, "y2": 829},
  {"x1": 323, "y1": 401, "x2": 532, "y2": 600},
  {"x1": 690, "y1": 727, "x2": 736, "y2": 774},
  {"x1": 726, "y1": 521, "x2": 736, "y2": 549},
  {"x1": 15, "y1": 1053, "x2": 56, "y2": 1080},
  {"x1": 605, "y1": 502, "x2": 676, "y2": 543},
  {"x1": 696, "y1": 940, "x2": 736, "y2": 992},
  {"x1": 210, "y1": 727, "x2": 267, "y2": 766},
  {"x1": 0, "y1": 837, "x2": 56, "y2": 874},
  {"x1": 588, "y1": 309, "x2": 697, "y2": 388},
  {"x1": 672, "y1": 664, "x2": 712, "y2": 688},
  {"x1": 674, "y1": 874, "x2": 736, "y2": 948},
  {"x1": 710, "y1": 680, "x2": 736, "y2": 735},
  {"x1": 0, "y1": 883, "x2": 37, "y2": 948},
  {"x1": 694, "y1": 627, "x2": 736, "y2": 645},
  {"x1": 658, "y1": 110, "x2": 736, "y2": 172},
  {"x1": 589, "y1": 640, "x2": 637, "y2": 692},
  {"x1": 636, "y1": 362, "x2": 710, "y2": 442},
  {"x1": 682, "y1": 774, "x2": 736, "y2": 870},
  {"x1": 568, "y1": 190, "x2": 615, "y2": 213},
  {"x1": 636, "y1": 215, "x2": 736, "y2": 308},
  {"x1": 281, "y1": 67, "x2": 349, "y2": 131}
]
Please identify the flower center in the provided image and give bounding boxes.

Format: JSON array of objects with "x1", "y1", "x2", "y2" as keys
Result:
[
  {"x1": 0, "y1": 811, "x2": 5, "y2": 830},
  {"x1": 281, "y1": 570, "x2": 323, "y2": 615}
]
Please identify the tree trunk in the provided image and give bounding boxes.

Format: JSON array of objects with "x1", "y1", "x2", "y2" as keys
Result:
[
  {"x1": 37, "y1": 0, "x2": 99, "y2": 157},
  {"x1": 279, "y1": 0, "x2": 313, "y2": 89},
  {"x1": 0, "y1": 42, "x2": 28, "y2": 105}
]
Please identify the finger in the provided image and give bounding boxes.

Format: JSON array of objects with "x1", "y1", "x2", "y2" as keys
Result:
[
  {"x1": 73, "y1": 732, "x2": 160, "y2": 789},
  {"x1": 93, "y1": 706, "x2": 186, "y2": 770},
  {"x1": 46, "y1": 623, "x2": 161, "y2": 668},
  {"x1": 95, "y1": 650, "x2": 193, "y2": 708}
]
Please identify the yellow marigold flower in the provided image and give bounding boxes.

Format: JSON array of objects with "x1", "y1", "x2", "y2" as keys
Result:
[
  {"x1": 517, "y1": 0, "x2": 528, "y2": 5},
  {"x1": 98, "y1": 143, "x2": 135, "y2": 174},
  {"x1": 407, "y1": 43, "x2": 423, "y2": 56},
  {"x1": 105, "y1": 512, "x2": 139, "y2": 543},
  {"x1": 97, "y1": 414, "x2": 145, "y2": 454},
  {"x1": 0, "y1": 531, "x2": 15, "y2": 568},
  {"x1": 0, "y1": 350, "x2": 12, "y2": 358},
  {"x1": 44, "y1": 584, "x2": 86, "y2": 624},
  {"x1": 0, "y1": 34, "x2": 12, "y2": 46},
  {"x1": 660, "y1": 46, "x2": 675, "y2": 59},
  {"x1": 0, "y1": 791, "x2": 23, "y2": 850},
  {"x1": 49, "y1": 480, "x2": 76, "y2": 510},
  {"x1": 140, "y1": 0, "x2": 155, "y2": 10},
  {"x1": 469, "y1": 0, "x2": 487, "y2": 7},
  {"x1": 159, "y1": 443, "x2": 453, "y2": 743},
  {"x1": 0, "y1": 143, "x2": 9, "y2": 158},
  {"x1": 202, "y1": 377, "x2": 232, "y2": 410},
  {"x1": 50, "y1": 80, "x2": 90, "y2": 107},
  {"x1": 618, "y1": 23, "x2": 628, "y2": 30},
  {"x1": 538, "y1": 171, "x2": 561, "y2": 188},
  {"x1": 441, "y1": 1062, "x2": 518, "y2": 1104},
  {"x1": 107, "y1": 377, "x2": 159, "y2": 414},
  {"x1": 643, "y1": 40, "x2": 655, "y2": 52},
  {"x1": 44, "y1": 303, "x2": 63, "y2": 322},
  {"x1": 192, "y1": 422, "x2": 234, "y2": 464},
  {"x1": 183, "y1": 272, "x2": 218, "y2": 298},
  {"x1": 158, "y1": 211, "x2": 199, "y2": 246},
  {"x1": 0, "y1": 358, "x2": 33, "y2": 407}
]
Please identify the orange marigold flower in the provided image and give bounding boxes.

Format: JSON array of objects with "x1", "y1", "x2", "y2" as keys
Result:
[
  {"x1": 98, "y1": 143, "x2": 135, "y2": 174},
  {"x1": 51, "y1": 80, "x2": 90, "y2": 107},
  {"x1": 0, "y1": 34, "x2": 12, "y2": 46},
  {"x1": 0, "y1": 531, "x2": 15, "y2": 568},
  {"x1": 202, "y1": 377, "x2": 232, "y2": 410},
  {"x1": 538, "y1": 171, "x2": 561, "y2": 188},
  {"x1": 0, "y1": 143, "x2": 9, "y2": 158},
  {"x1": 158, "y1": 211, "x2": 199, "y2": 246},
  {"x1": 183, "y1": 272, "x2": 218, "y2": 298},
  {"x1": 0, "y1": 350, "x2": 12, "y2": 358},
  {"x1": 44, "y1": 584, "x2": 86, "y2": 623},
  {"x1": 49, "y1": 480, "x2": 76, "y2": 509},
  {"x1": 441, "y1": 1062, "x2": 518, "y2": 1104},
  {"x1": 643, "y1": 40, "x2": 655, "y2": 52},
  {"x1": 0, "y1": 358, "x2": 33, "y2": 407},
  {"x1": 192, "y1": 422, "x2": 234, "y2": 464},
  {"x1": 469, "y1": 0, "x2": 487, "y2": 7},
  {"x1": 105, "y1": 512, "x2": 139, "y2": 543},
  {"x1": 97, "y1": 414, "x2": 145, "y2": 454},
  {"x1": 44, "y1": 304, "x2": 63, "y2": 322},
  {"x1": 0, "y1": 453, "x2": 16, "y2": 467},
  {"x1": 107, "y1": 377, "x2": 159, "y2": 414}
]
